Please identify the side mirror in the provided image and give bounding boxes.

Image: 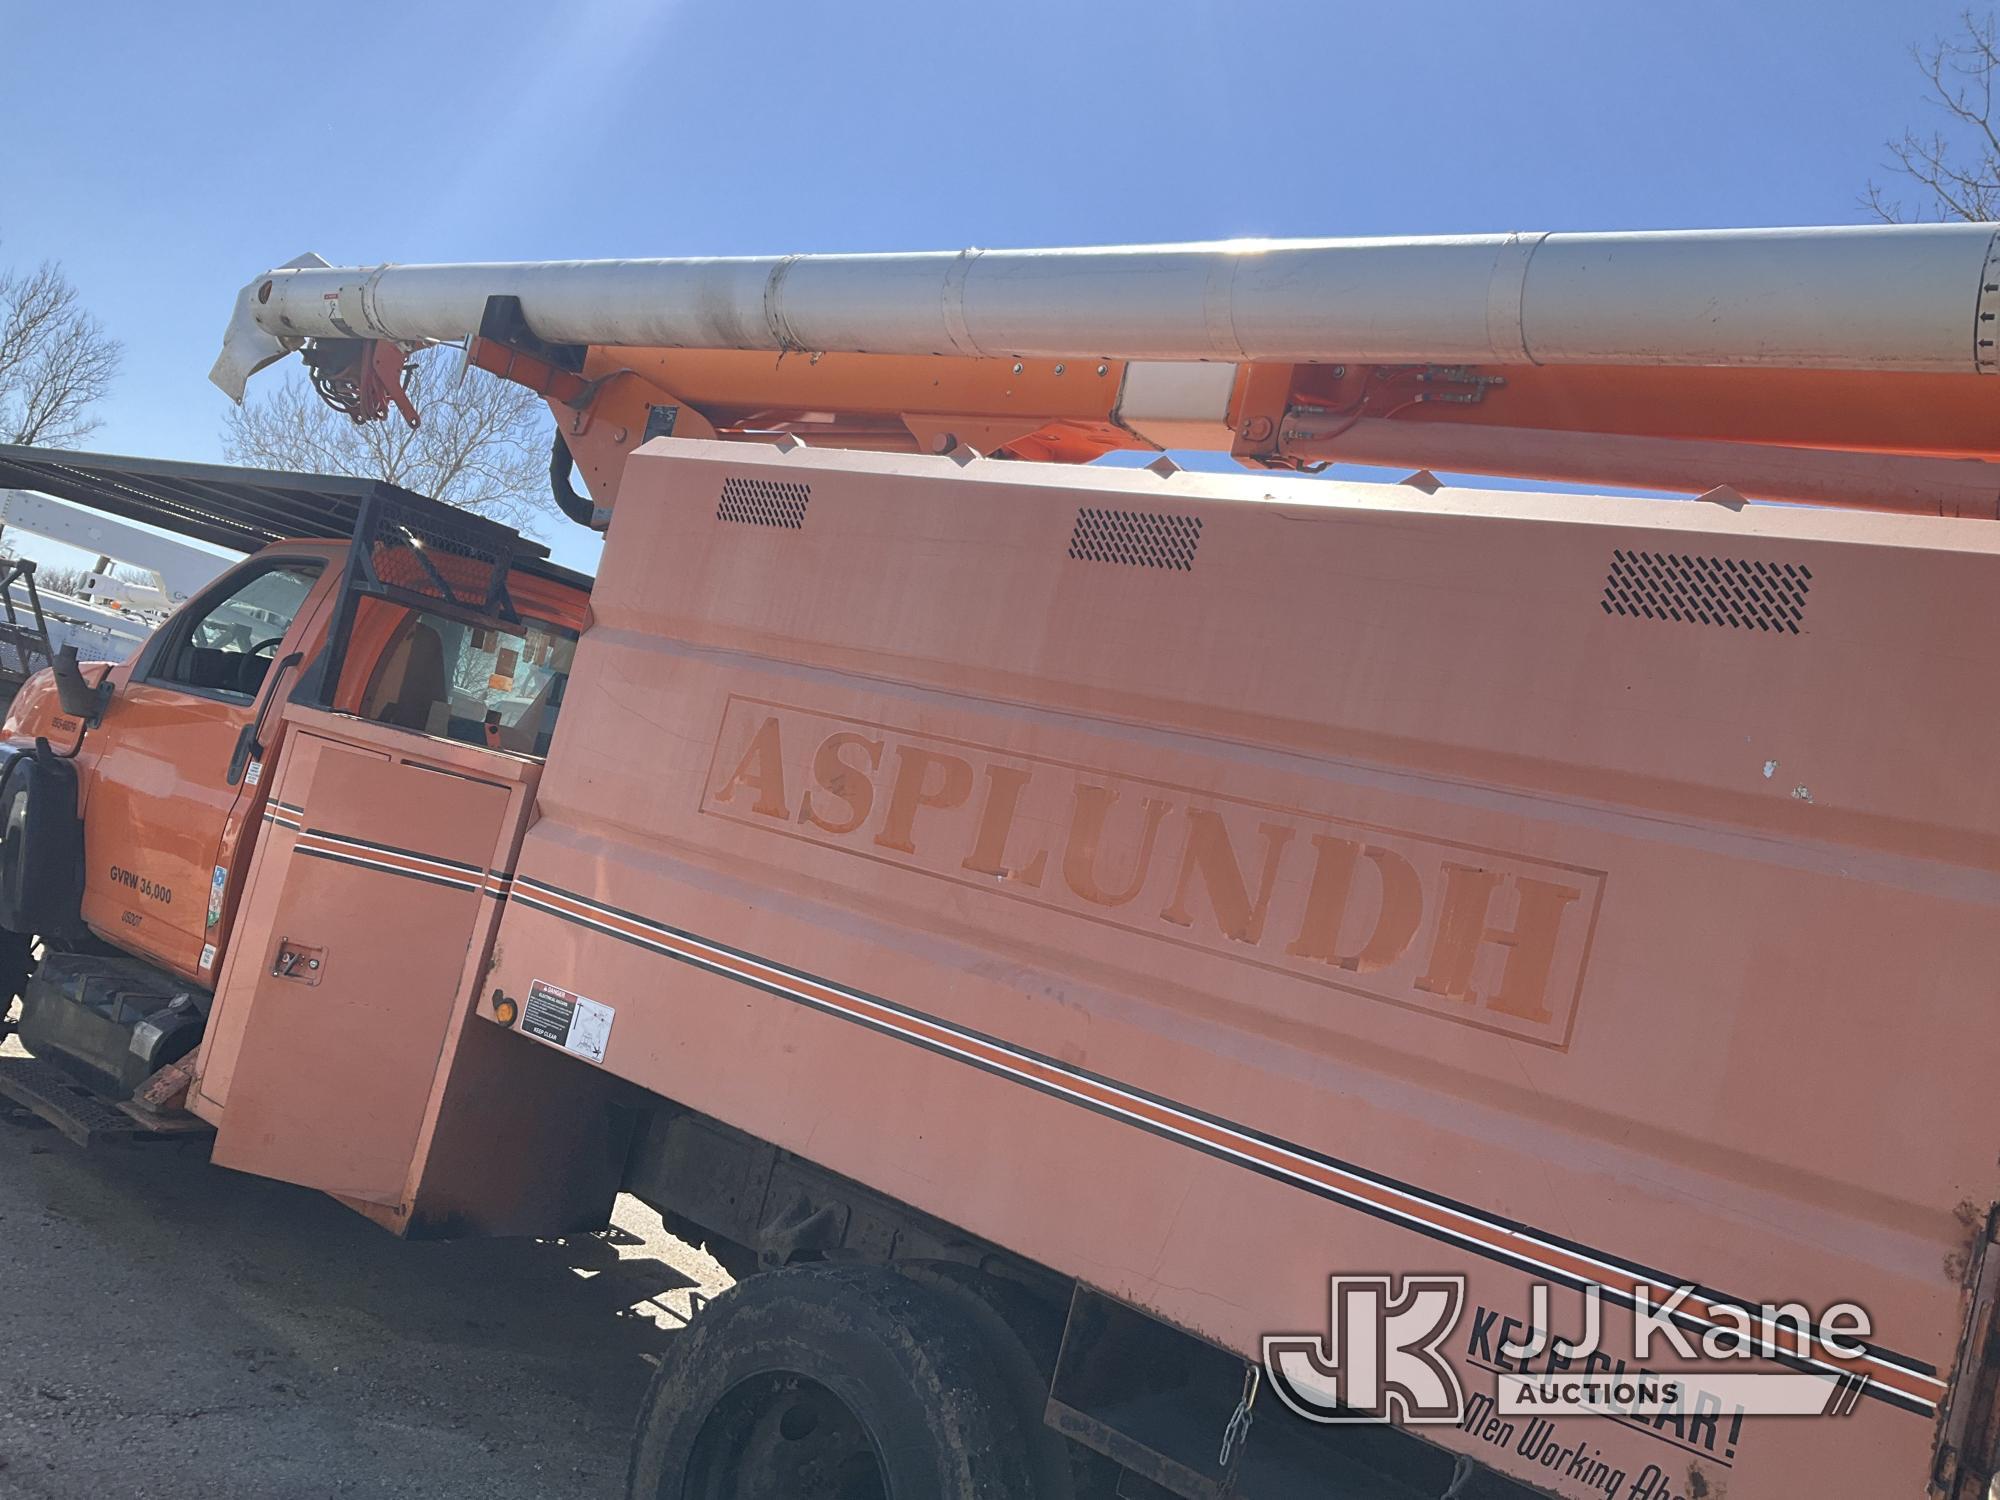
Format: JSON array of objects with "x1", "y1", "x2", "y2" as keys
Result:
[
  {"x1": 227, "y1": 650, "x2": 303, "y2": 788},
  {"x1": 49, "y1": 646, "x2": 112, "y2": 727}
]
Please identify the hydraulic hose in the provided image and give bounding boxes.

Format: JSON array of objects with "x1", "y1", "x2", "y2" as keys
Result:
[{"x1": 549, "y1": 433, "x2": 596, "y2": 528}]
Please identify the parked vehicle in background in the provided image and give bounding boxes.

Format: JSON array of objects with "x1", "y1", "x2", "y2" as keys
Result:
[{"x1": 0, "y1": 479, "x2": 240, "y2": 705}]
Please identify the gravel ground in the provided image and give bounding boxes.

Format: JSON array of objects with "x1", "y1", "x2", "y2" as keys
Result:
[{"x1": 0, "y1": 1037, "x2": 729, "y2": 1500}]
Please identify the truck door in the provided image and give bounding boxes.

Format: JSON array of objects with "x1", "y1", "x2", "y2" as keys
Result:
[
  {"x1": 80, "y1": 553, "x2": 334, "y2": 978},
  {"x1": 203, "y1": 714, "x2": 540, "y2": 1211}
]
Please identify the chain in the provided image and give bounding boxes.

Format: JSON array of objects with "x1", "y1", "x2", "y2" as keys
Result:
[{"x1": 1219, "y1": 1362, "x2": 1260, "y2": 1468}]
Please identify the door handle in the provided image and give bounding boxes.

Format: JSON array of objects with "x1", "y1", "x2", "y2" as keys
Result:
[
  {"x1": 228, "y1": 650, "x2": 304, "y2": 787},
  {"x1": 271, "y1": 940, "x2": 325, "y2": 985}
]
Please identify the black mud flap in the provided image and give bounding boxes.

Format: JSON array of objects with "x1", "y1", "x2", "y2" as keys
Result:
[{"x1": 0, "y1": 741, "x2": 85, "y2": 937}]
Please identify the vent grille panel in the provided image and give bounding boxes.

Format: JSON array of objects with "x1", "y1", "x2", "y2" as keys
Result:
[
  {"x1": 718, "y1": 477, "x2": 810, "y2": 529},
  {"x1": 1068, "y1": 508, "x2": 1203, "y2": 570},
  {"x1": 1601, "y1": 549, "x2": 1812, "y2": 633}
]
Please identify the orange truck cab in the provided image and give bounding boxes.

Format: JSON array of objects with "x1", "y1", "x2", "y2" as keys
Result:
[{"x1": 0, "y1": 455, "x2": 586, "y2": 1099}]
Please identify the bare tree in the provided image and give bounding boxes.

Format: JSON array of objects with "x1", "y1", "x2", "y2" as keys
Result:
[
  {"x1": 1867, "y1": 10, "x2": 2000, "y2": 221},
  {"x1": 0, "y1": 259, "x2": 122, "y2": 446},
  {"x1": 221, "y1": 347, "x2": 552, "y2": 527},
  {"x1": 22, "y1": 563, "x2": 95, "y2": 598}
]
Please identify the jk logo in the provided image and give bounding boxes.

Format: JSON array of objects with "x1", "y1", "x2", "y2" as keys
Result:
[{"x1": 1263, "y1": 1275, "x2": 1467, "y2": 1425}]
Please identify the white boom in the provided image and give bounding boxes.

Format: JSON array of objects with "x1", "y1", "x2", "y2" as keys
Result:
[
  {"x1": 213, "y1": 224, "x2": 2000, "y2": 400},
  {"x1": 0, "y1": 489, "x2": 236, "y2": 664},
  {"x1": 0, "y1": 489, "x2": 232, "y2": 611}
]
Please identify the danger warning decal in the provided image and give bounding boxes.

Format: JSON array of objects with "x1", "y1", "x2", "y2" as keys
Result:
[{"x1": 520, "y1": 978, "x2": 615, "y2": 1063}]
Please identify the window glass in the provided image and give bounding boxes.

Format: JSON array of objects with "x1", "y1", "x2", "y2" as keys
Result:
[
  {"x1": 359, "y1": 610, "x2": 576, "y2": 757},
  {"x1": 155, "y1": 563, "x2": 320, "y2": 698}
]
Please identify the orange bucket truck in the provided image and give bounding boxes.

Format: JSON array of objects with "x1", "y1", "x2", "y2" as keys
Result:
[{"x1": 4, "y1": 223, "x2": 2000, "y2": 1498}]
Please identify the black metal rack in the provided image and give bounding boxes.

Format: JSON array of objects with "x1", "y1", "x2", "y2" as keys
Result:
[
  {"x1": 0, "y1": 558, "x2": 55, "y2": 692},
  {"x1": 305, "y1": 488, "x2": 533, "y2": 713},
  {"x1": 0, "y1": 444, "x2": 589, "y2": 592}
]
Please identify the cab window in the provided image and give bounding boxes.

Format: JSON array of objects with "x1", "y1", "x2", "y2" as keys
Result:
[
  {"x1": 358, "y1": 610, "x2": 576, "y2": 757},
  {"x1": 151, "y1": 562, "x2": 322, "y2": 700}
]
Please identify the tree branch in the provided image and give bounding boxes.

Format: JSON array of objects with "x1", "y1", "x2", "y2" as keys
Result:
[
  {"x1": 0, "y1": 256, "x2": 122, "y2": 446},
  {"x1": 222, "y1": 346, "x2": 552, "y2": 529},
  {"x1": 1867, "y1": 10, "x2": 2000, "y2": 222}
]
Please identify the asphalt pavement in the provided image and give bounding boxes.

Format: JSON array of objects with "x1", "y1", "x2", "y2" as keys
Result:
[{"x1": 0, "y1": 1036, "x2": 728, "y2": 1499}]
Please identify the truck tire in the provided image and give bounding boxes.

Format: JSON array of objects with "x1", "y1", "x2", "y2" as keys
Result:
[
  {"x1": 0, "y1": 750, "x2": 83, "y2": 939},
  {"x1": 0, "y1": 927, "x2": 27, "y2": 1037},
  {"x1": 626, "y1": 1262, "x2": 1040, "y2": 1500},
  {"x1": 903, "y1": 1263, "x2": 1115, "y2": 1500},
  {"x1": 0, "y1": 769, "x2": 32, "y2": 930}
]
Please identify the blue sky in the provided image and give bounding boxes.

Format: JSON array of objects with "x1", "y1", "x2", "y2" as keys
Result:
[{"x1": 0, "y1": 0, "x2": 1980, "y2": 573}]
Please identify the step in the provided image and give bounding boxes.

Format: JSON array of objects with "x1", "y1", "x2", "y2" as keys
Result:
[{"x1": 0, "y1": 1056, "x2": 205, "y2": 1152}]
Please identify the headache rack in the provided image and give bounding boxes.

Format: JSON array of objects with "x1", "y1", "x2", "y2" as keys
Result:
[
  {"x1": 0, "y1": 558, "x2": 56, "y2": 692},
  {"x1": 302, "y1": 488, "x2": 532, "y2": 714}
]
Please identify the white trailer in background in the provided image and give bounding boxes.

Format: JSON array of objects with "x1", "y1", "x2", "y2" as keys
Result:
[{"x1": 0, "y1": 488, "x2": 237, "y2": 664}]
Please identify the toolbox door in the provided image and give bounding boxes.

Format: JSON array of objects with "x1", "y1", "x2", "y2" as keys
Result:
[{"x1": 207, "y1": 715, "x2": 527, "y2": 1211}]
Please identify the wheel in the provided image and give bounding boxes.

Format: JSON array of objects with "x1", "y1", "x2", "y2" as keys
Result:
[
  {"x1": 0, "y1": 772, "x2": 31, "y2": 931},
  {"x1": 0, "y1": 765, "x2": 35, "y2": 1039},
  {"x1": 0, "y1": 928, "x2": 29, "y2": 1041},
  {"x1": 0, "y1": 767, "x2": 33, "y2": 1040},
  {"x1": 903, "y1": 1264, "x2": 1117, "y2": 1500},
  {"x1": 627, "y1": 1262, "x2": 1041, "y2": 1500}
]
